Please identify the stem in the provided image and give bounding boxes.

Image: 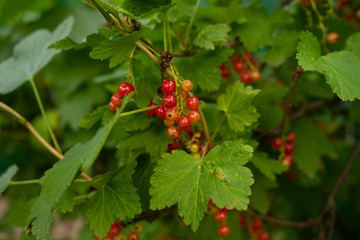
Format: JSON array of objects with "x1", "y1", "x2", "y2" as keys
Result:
[
  {"x1": 310, "y1": 0, "x2": 329, "y2": 53},
  {"x1": 211, "y1": 113, "x2": 226, "y2": 141},
  {"x1": 184, "y1": 0, "x2": 200, "y2": 48},
  {"x1": 167, "y1": 15, "x2": 173, "y2": 52},
  {"x1": 117, "y1": 105, "x2": 157, "y2": 118},
  {"x1": 9, "y1": 179, "x2": 40, "y2": 185},
  {"x1": 29, "y1": 77, "x2": 61, "y2": 153},
  {"x1": 163, "y1": 13, "x2": 168, "y2": 51}
]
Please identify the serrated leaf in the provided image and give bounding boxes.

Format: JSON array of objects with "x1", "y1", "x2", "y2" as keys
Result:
[
  {"x1": 134, "y1": 72, "x2": 160, "y2": 108},
  {"x1": 116, "y1": 112, "x2": 155, "y2": 131},
  {"x1": 194, "y1": 24, "x2": 230, "y2": 50},
  {"x1": 0, "y1": 16, "x2": 74, "y2": 94},
  {"x1": 175, "y1": 47, "x2": 233, "y2": 91},
  {"x1": 133, "y1": 155, "x2": 154, "y2": 211},
  {"x1": 251, "y1": 152, "x2": 287, "y2": 181},
  {"x1": 55, "y1": 187, "x2": 75, "y2": 213},
  {"x1": 0, "y1": 165, "x2": 18, "y2": 195},
  {"x1": 6, "y1": 198, "x2": 36, "y2": 227},
  {"x1": 79, "y1": 106, "x2": 108, "y2": 129},
  {"x1": 264, "y1": 30, "x2": 299, "y2": 67},
  {"x1": 346, "y1": 32, "x2": 360, "y2": 57},
  {"x1": 296, "y1": 31, "x2": 322, "y2": 71},
  {"x1": 150, "y1": 140, "x2": 253, "y2": 231},
  {"x1": 121, "y1": 0, "x2": 172, "y2": 17},
  {"x1": 86, "y1": 162, "x2": 141, "y2": 237},
  {"x1": 217, "y1": 82, "x2": 260, "y2": 133},
  {"x1": 30, "y1": 96, "x2": 132, "y2": 240},
  {"x1": 90, "y1": 32, "x2": 140, "y2": 68}
]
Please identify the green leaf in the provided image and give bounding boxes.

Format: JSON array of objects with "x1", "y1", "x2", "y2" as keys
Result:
[
  {"x1": 90, "y1": 32, "x2": 140, "y2": 68},
  {"x1": 6, "y1": 198, "x2": 36, "y2": 227},
  {"x1": 86, "y1": 161, "x2": 141, "y2": 237},
  {"x1": 296, "y1": 31, "x2": 322, "y2": 71},
  {"x1": 194, "y1": 24, "x2": 230, "y2": 50},
  {"x1": 249, "y1": 177, "x2": 277, "y2": 214},
  {"x1": 0, "y1": 16, "x2": 74, "y2": 94},
  {"x1": 0, "y1": 165, "x2": 18, "y2": 195},
  {"x1": 150, "y1": 140, "x2": 253, "y2": 231},
  {"x1": 251, "y1": 152, "x2": 287, "y2": 181},
  {"x1": 134, "y1": 72, "x2": 160, "y2": 108},
  {"x1": 264, "y1": 30, "x2": 299, "y2": 67},
  {"x1": 121, "y1": 0, "x2": 173, "y2": 17},
  {"x1": 175, "y1": 47, "x2": 233, "y2": 91},
  {"x1": 116, "y1": 112, "x2": 155, "y2": 131},
  {"x1": 346, "y1": 32, "x2": 360, "y2": 58},
  {"x1": 79, "y1": 106, "x2": 108, "y2": 129},
  {"x1": 20, "y1": 232, "x2": 36, "y2": 240},
  {"x1": 30, "y1": 96, "x2": 132, "y2": 240},
  {"x1": 55, "y1": 187, "x2": 75, "y2": 213},
  {"x1": 217, "y1": 82, "x2": 260, "y2": 133}
]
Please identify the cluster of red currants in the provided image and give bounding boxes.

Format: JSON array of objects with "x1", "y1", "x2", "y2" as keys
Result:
[
  {"x1": 144, "y1": 79, "x2": 201, "y2": 140},
  {"x1": 108, "y1": 82, "x2": 135, "y2": 112},
  {"x1": 272, "y1": 132, "x2": 297, "y2": 167},
  {"x1": 208, "y1": 199, "x2": 231, "y2": 238},
  {"x1": 94, "y1": 221, "x2": 143, "y2": 240},
  {"x1": 239, "y1": 215, "x2": 269, "y2": 240},
  {"x1": 219, "y1": 52, "x2": 261, "y2": 84}
]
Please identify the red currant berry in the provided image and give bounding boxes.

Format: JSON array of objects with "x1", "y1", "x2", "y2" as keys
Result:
[
  {"x1": 240, "y1": 71, "x2": 252, "y2": 84},
  {"x1": 188, "y1": 111, "x2": 200, "y2": 124},
  {"x1": 111, "y1": 93, "x2": 123, "y2": 107},
  {"x1": 233, "y1": 61, "x2": 244, "y2": 73},
  {"x1": 219, "y1": 62, "x2": 226, "y2": 69},
  {"x1": 287, "y1": 132, "x2": 296, "y2": 142},
  {"x1": 252, "y1": 219, "x2": 262, "y2": 232},
  {"x1": 166, "y1": 141, "x2": 181, "y2": 153},
  {"x1": 178, "y1": 90, "x2": 188, "y2": 101},
  {"x1": 134, "y1": 223, "x2": 144, "y2": 233},
  {"x1": 103, "y1": 237, "x2": 113, "y2": 240},
  {"x1": 239, "y1": 214, "x2": 246, "y2": 227},
  {"x1": 327, "y1": 32, "x2": 339, "y2": 44},
  {"x1": 118, "y1": 82, "x2": 135, "y2": 97},
  {"x1": 186, "y1": 96, "x2": 200, "y2": 111},
  {"x1": 220, "y1": 67, "x2": 231, "y2": 78},
  {"x1": 245, "y1": 51, "x2": 253, "y2": 61},
  {"x1": 164, "y1": 119, "x2": 174, "y2": 127},
  {"x1": 217, "y1": 224, "x2": 230, "y2": 237},
  {"x1": 162, "y1": 94, "x2": 177, "y2": 108},
  {"x1": 250, "y1": 70, "x2": 261, "y2": 82},
  {"x1": 282, "y1": 154, "x2": 294, "y2": 167},
  {"x1": 95, "y1": 237, "x2": 100, "y2": 240},
  {"x1": 301, "y1": 0, "x2": 310, "y2": 7},
  {"x1": 166, "y1": 108, "x2": 179, "y2": 121},
  {"x1": 161, "y1": 79, "x2": 176, "y2": 94},
  {"x1": 145, "y1": 101, "x2": 157, "y2": 116},
  {"x1": 258, "y1": 231, "x2": 269, "y2": 240},
  {"x1": 214, "y1": 210, "x2": 228, "y2": 222},
  {"x1": 156, "y1": 105, "x2": 168, "y2": 120},
  {"x1": 181, "y1": 80, "x2": 194, "y2": 92},
  {"x1": 231, "y1": 55, "x2": 242, "y2": 64},
  {"x1": 284, "y1": 142, "x2": 295, "y2": 154},
  {"x1": 127, "y1": 232, "x2": 139, "y2": 240},
  {"x1": 177, "y1": 116, "x2": 191, "y2": 130},
  {"x1": 108, "y1": 222, "x2": 121, "y2": 236},
  {"x1": 108, "y1": 102, "x2": 117, "y2": 112},
  {"x1": 167, "y1": 126, "x2": 180, "y2": 139},
  {"x1": 272, "y1": 137, "x2": 284, "y2": 149}
]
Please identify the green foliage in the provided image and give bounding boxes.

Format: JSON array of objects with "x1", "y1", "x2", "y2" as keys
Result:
[
  {"x1": 194, "y1": 24, "x2": 230, "y2": 50},
  {"x1": 217, "y1": 82, "x2": 260, "y2": 133},
  {"x1": 0, "y1": 17, "x2": 74, "y2": 94},
  {"x1": 0, "y1": 165, "x2": 18, "y2": 195},
  {"x1": 150, "y1": 140, "x2": 253, "y2": 231},
  {"x1": 252, "y1": 152, "x2": 287, "y2": 181}
]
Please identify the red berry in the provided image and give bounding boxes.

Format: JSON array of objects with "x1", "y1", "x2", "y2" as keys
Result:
[
  {"x1": 272, "y1": 137, "x2": 284, "y2": 149},
  {"x1": 181, "y1": 80, "x2": 194, "y2": 92},
  {"x1": 166, "y1": 141, "x2": 181, "y2": 153},
  {"x1": 102, "y1": 237, "x2": 113, "y2": 240},
  {"x1": 282, "y1": 154, "x2": 294, "y2": 167},
  {"x1": 156, "y1": 105, "x2": 168, "y2": 120},
  {"x1": 252, "y1": 219, "x2": 262, "y2": 232},
  {"x1": 327, "y1": 32, "x2": 339, "y2": 44},
  {"x1": 239, "y1": 214, "x2": 246, "y2": 227},
  {"x1": 233, "y1": 61, "x2": 244, "y2": 73},
  {"x1": 108, "y1": 102, "x2": 117, "y2": 112},
  {"x1": 245, "y1": 51, "x2": 253, "y2": 61},
  {"x1": 214, "y1": 210, "x2": 228, "y2": 222},
  {"x1": 177, "y1": 116, "x2": 191, "y2": 130},
  {"x1": 162, "y1": 94, "x2": 177, "y2": 108},
  {"x1": 186, "y1": 96, "x2": 200, "y2": 111},
  {"x1": 231, "y1": 55, "x2": 242, "y2": 64},
  {"x1": 301, "y1": 0, "x2": 310, "y2": 7},
  {"x1": 118, "y1": 82, "x2": 135, "y2": 97},
  {"x1": 167, "y1": 126, "x2": 180, "y2": 139},
  {"x1": 219, "y1": 62, "x2": 226, "y2": 69},
  {"x1": 217, "y1": 224, "x2": 230, "y2": 237},
  {"x1": 127, "y1": 232, "x2": 139, "y2": 240},
  {"x1": 188, "y1": 111, "x2": 200, "y2": 124},
  {"x1": 284, "y1": 142, "x2": 295, "y2": 154},
  {"x1": 250, "y1": 70, "x2": 261, "y2": 82},
  {"x1": 145, "y1": 101, "x2": 157, "y2": 116},
  {"x1": 240, "y1": 71, "x2": 252, "y2": 84},
  {"x1": 258, "y1": 231, "x2": 269, "y2": 240},
  {"x1": 108, "y1": 222, "x2": 121, "y2": 236},
  {"x1": 161, "y1": 79, "x2": 176, "y2": 94},
  {"x1": 220, "y1": 67, "x2": 231, "y2": 78},
  {"x1": 95, "y1": 237, "x2": 100, "y2": 240},
  {"x1": 287, "y1": 132, "x2": 297, "y2": 142},
  {"x1": 111, "y1": 93, "x2": 123, "y2": 107},
  {"x1": 163, "y1": 119, "x2": 174, "y2": 127},
  {"x1": 178, "y1": 90, "x2": 188, "y2": 101},
  {"x1": 184, "y1": 126, "x2": 193, "y2": 137},
  {"x1": 166, "y1": 108, "x2": 179, "y2": 121}
]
